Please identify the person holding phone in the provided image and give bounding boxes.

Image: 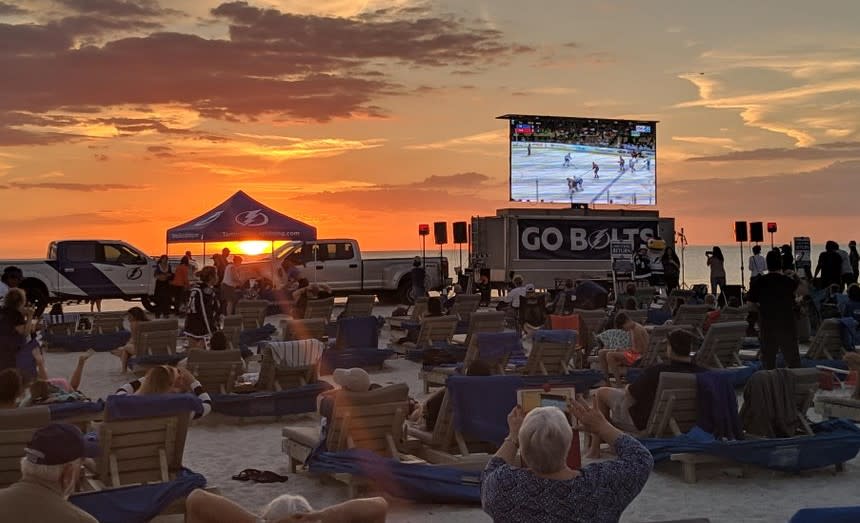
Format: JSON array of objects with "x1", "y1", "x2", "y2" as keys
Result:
[{"x1": 481, "y1": 398, "x2": 652, "y2": 523}]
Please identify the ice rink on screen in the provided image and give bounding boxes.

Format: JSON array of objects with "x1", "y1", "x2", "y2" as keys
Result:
[{"x1": 510, "y1": 142, "x2": 656, "y2": 205}]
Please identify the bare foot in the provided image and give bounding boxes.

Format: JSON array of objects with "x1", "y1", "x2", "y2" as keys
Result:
[{"x1": 79, "y1": 349, "x2": 95, "y2": 363}]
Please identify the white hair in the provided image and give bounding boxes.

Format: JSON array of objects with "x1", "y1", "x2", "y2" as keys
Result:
[
  {"x1": 262, "y1": 494, "x2": 313, "y2": 519},
  {"x1": 518, "y1": 407, "x2": 572, "y2": 474},
  {"x1": 20, "y1": 457, "x2": 72, "y2": 482}
]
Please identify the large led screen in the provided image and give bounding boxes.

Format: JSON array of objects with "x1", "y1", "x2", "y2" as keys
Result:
[{"x1": 507, "y1": 115, "x2": 657, "y2": 205}]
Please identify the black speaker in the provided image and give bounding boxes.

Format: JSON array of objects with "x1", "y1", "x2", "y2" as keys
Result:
[
  {"x1": 452, "y1": 221, "x2": 467, "y2": 244},
  {"x1": 433, "y1": 222, "x2": 448, "y2": 245},
  {"x1": 734, "y1": 221, "x2": 748, "y2": 243},
  {"x1": 749, "y1": 222, "x2": 764, "y2": 243}
]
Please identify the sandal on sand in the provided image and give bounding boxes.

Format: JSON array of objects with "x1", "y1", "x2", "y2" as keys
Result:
[
  {"x1": 253, "y1": 470, "x2": 288, "y2": 483},
  {"x1": 231, "y1": 469, "x2": 261, "y2": 481}
]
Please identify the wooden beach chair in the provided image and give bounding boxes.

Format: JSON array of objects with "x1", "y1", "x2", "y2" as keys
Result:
[
  {"x1": 694, "y1": 321, "x2": 747, "y2": 369},
  {"x1": 389, "y1": 297, "x2": 428, "y2": 330},
  {"x1": 638, "y1": 325, "x2": 674, "y2": 368},
  {"x1": 408, "y1": 390, "x2": 492, "y2": 469},
  {"x1": 257, "y1": 340, "x2": 324, "y2": 391},
  {"x1": 624, "y1": 309, "x2": 648, "y2": 325},
  {"x1": 574, "y1": 309, "x2": 608, "y2": 351},
  {"x1": 132, "y1": 319, "x2": 180, "y2": 376},
  {"x1": 0, "y1": 407, "x2": 52, "y2": 487},
  {"x1": 280, "y1": 318, "x2": 327, "y2": 341},
  {"x1": 397, "y1": 315, "x2": 459, "y2": 355},
  {"x1": 304, "y1": 297, "x2": 335, "y2": 321},
  {"x1": 340, "y1": 295, "x2": 375, "y2": 318},
  {"x1": 634, "y1": 287, "x2": 658, "y2": 309},
  {"x1": 235, "y1": 299, "x2": 269, "y2": 330},
  {"x1": 714, "y1": 306, "x2": 749, "y2": 324},
  {"x1": 454, "y1": 310, "x2": 505, "y2": 350},
  {"x1": 672, "y1": 305, "x2": 711, "y2": 333},
  {"x1": 449, "y1": 294, "x2": 481, "y2": 322},
  {"x1": 90, "y1": 311, "x2": 127, "y2": 334},
  {"x1": 221, "y1": 315, "x2": 243, "y2": 350},
  {"x1": 421, "y1": 313, "x2": 507, "y2": 391},
  {"x1": 805, "y1": 318, "x2": 845, "y2": 360},
  {"x1": 638, "y1": 372, "x2": 699, "y2": 438},
  {"x1": 187, "y1": 350, "x2": 244, "y2": 395},
  {"x1": 521, "y1": 331, "x2": 577, "y2": 376}
]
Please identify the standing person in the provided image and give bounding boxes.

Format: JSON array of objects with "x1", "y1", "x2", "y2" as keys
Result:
[
  {"x1": 153, "y1": 255, "x2": 173, "y2": 318},
  {"x1": 184, "y1": 250, "x2": 198, "y2": 273},
  {"x1": 410, "y1": 257, "x2": 427, "y2": 303},
  {"x1": 0, "y1": 423, "x2": 100, "y2": 522},
  {"x1": 661, "y1": 247, "x2": 681, "y2": 294},
  {"x1": 221, "y1": 255, "x2": 243, "y2": 315},
  {"x1": 216, "y1": 248, "x2": 230, "y2": 284},
  {"x1": 89, "y1": 299, "x2": 102, "y2": 313},
  {"x1": 814, "y1": 241, "x2": 843, "y2": 290},
  {"x1": 0, "y1": 266, "x2": 23, "y2": 301},
  {"x1": 170, "y1": 256, "x2": 192, "y2": 315},
  {"x1": 185, "y1": 266, "x2": 221, "y2": 348},
  {"x1": 749, "y1": 245, "x2": 767, "y2": 285},
  {"x1": 706, "y1": 246, "x2": 726, "y2": 298},
  {"x1": 850, "y1": 241, "x2": 860, "y2": 284},
  {"x1": 838, "y1": 244, "x2": 854, "y2": 289},
  {"x1": 476, "y1": 273, "x2": 492, "y2": 307},
  {"x1": 0, "y1": 289, "x2": 34, "y2": 372},
  {"x1": 592, "y1": 161, "x2": 600, "y2": 179},
  {"x1": 633, "y1": 247, "x2": 651, "y2": 285},
  {"x1": 746, "y1": 250, "x2": 800, "y2": 369},
  {"x1": 780, "y1": 244, "x2": 796, "y2": 273}
]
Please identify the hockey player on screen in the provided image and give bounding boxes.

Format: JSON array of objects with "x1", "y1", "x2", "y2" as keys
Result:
[
  {"x1": 645, "y1": 157, "x2": 651, "y2": 170},
  {"x1": 592, "y1": 161, "x2": 600, "y2": 179},
  {"x1": 618, "y1": 155, "x2": 626, "y2": 173},
  {"x1": 527, "y1": 143, "x2": 531, "y2": 156},
  {"x1": 563, "y1": 153, "x2": 572, "y2": 167},
  {"x1": 567, "y1": 177, "x2": 583, "y2": 193},
  {"x1": 629, "y1": 157, "x2": 636, "y2": 172}
]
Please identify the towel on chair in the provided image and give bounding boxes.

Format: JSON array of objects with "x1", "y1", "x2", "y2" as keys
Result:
[{"x1": 262, "y1": 339, "x2": 325, "y2": 366}]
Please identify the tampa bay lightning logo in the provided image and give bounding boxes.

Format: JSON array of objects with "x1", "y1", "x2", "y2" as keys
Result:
[
  {"x1": 193, "y1": 211, "x2": 224, "y2": 227},
  {"x1": 127, "y1": 267, "x2": 143, "y2": 280},
  {"x1": 235, "y1": 209, "x2": 269, "y2": 227},
  {"x1": 588, "y1": 229, "x2": 612, "y2": 250}
]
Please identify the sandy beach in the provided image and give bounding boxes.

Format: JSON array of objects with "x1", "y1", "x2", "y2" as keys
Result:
[{"x1": 42, "y1": 302, "x2": 859, "y2": 523}]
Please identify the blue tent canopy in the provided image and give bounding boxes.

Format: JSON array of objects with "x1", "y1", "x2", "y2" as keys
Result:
[{"x1": 166, "y1": 191, "x2": 316, "y2": 243}]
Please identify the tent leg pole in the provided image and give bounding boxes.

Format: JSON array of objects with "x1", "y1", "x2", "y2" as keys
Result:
[{"x1": 203, "y1": 243, "x2": 207, "y2": 266}]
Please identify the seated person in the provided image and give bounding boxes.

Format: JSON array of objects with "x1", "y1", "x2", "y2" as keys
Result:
[
  {"x1": 442, "y1": 284, "x2": 464, "y2": 314},
  {"x1": 588, "y1": 329, "x2": 705, "y2": 457},
  {"x1": 397, "y1": 297, "x2": 443, "y2": 344},
  {"x1": 482, "y1": 398, "x2": 652, "y2": 523},
  {"x1": 209, "y1": 331, "x2": 228, "y2": 351},
  {"x1": 840, "y1": 284, "x2": 860, "y2": 319},
  {"x1": 111, "y1": 307, "x2": 149, "y2": 373},
  {"x1": 20, "y1": 348, "x2": 94, "y2": 406},
  {"x1": 116, "y1": 365, "x2": 212, "y2": 418},
  {"x1": 186, "y1": 489, "x2": 388, "y2": 523},
  {"x1": 549, "y1": 279, "x2": 576, "y2": 315},
  {"x1": 597, "y1": 313, "x2": 649, "y2": 385},
  {"x1": 622, "y1": 297, "x2": 638, "y2": 311},
  {"x1": 410, "y1": 360, "x2": 492, "y2": 431},
  {"x1": 475, "y1": 274, "x2": 492, "y2": 307},
  {"x1": 500, "y1": 275, "x2": 527, "y2": 310},
  {"x1": 614, "y1": 283, "x2": 639, "y2": 309},
  {"x1": 293, "y1": 282, "x2": 333, "y2": 319},
  {"x1": 0, "y1": 367, "x2": 23, "y2": 408}
]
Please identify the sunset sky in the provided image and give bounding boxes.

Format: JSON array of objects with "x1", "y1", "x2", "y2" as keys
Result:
[{"x1": 2, "y1": 0, "x2": 860, "y2": 258}]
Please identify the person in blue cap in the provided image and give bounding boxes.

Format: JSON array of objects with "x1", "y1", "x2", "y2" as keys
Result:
[{"x1": 0, "y1": 423, "x2": 100, "y2": 522}]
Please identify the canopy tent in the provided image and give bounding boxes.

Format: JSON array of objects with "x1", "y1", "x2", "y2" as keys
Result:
[{"x1": 166, "y1": 190, "x2": 316, "y2": 244}]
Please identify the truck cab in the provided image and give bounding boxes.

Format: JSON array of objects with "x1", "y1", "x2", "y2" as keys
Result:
[
  {"x1": 47, "y1": 240, "x2": 154, "y2": 299},
  {"x1": 291, "y1": 240, "x2": 362, "y2": 291}
]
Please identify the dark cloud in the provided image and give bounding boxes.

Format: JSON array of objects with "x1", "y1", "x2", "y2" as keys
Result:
[
  {"x1": 0, "y1": 182, "x2": 146, "y2": 191},
  {"x1": 94, "y1": 153, "x2": 108, "y2": 161},
  {"x1": 0, "y1": 126, "x2": 80, "y2": 146},
  {"x1": 147, "y1": 144, "x2": 175, "y2": 157},
  {"x1": 662, "y1": 160, "x2": 860, "y2": 216},
  {"x1": 687, "y1": 142, "x2": 860, "y2": 162},
  {"x1": 404, "y1": 172, "x2": 493, "y2": 188},
  {"x1": 0, "y1": 2, "x2": 28, "y2": 16},
  {"x1": 0, "y1": 23, "x2": 74, "y2": 55},
  {"x1": 55, "y1": 0, "x2": 167, "y2": 17},
  {"x1": 53, "y1": 15, "x2": 163, "y2": 38}
]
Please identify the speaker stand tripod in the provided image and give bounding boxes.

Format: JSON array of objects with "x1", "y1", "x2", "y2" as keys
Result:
[{"x1": 677, "y1": 228, "x2": 689, "y2": 290}]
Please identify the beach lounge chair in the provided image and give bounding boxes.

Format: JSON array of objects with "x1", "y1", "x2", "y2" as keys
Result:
[
  {"x1": 693, "y1": 321, "x2": 748, "y2": 369},
  {"x1": 87, "y1": 394, "x2": 200, "y2": 489},
  {"x1": 187, "y1": 350, "x2": 244, "y2": 395},
  {"x1": 130, "y1": 319, "x2": 181, "y2": 375},
  {"x1": 389, "y1": 297, "x2": 428, "y2": 330},
  {"x1": 396, "y1": 315, "x2": 460, "y2": 356},
  {"x1": 449, "y1": 294, "x2": 481, "y2": 322},
  {"x1": 453, "y1": 310, "x2": 505, "y2": 350},
  {"x1": 0, "y1": 407, "x2": 53, "y2": 487},
  {"x1": 638, "y1": 325, "x2": 675, "y2": 368},
  {"x1": 340, "y1": 295, "x2": 375, "y2": 318},
  {"x1": 320, "y1": 317, "x2": 392, "y2": 375},
  {"x1": 305, "y1": 297, "x2": 335, "y2": 321},
  {"x1": 714, "y1": 306, "x2": 749, "y2": 324},
  {"x1": 281, "y1": 383, "x2": 412, "y2": 493},
  {"x1": 521, "y1": 329, "x2": 577, "y2": 376},
  {"x1": 408, "y1": 390, "x2": 492, "y2": 469},
  {"x1": 420, "y1": 325, "x2": 515, "y2": 392},
  {"x1": 624, "y1": 309, "x2": 648, "y2": 325},
  {"x1": 638, "y1": 372, "x2": 699, "y2": 438},
  {"x1": 221, "y1": 315, "x2": 243, "y2": 350},
  {"x1": 805, "y1": 318, "x2": 845, "y2": 360},
  {"x1": 258, "y1": 340, "x2": 325, "y2": 391},
  {"x1": 90, "y1": 311, "x2": 127, "y2": 334},
  {"x1": 574, "y1": 309, "x2": 608, "y2": 351},
  {"x1": 518, "y1": 292, "x2": 547, "y2": 335},
  {"x1": 635, "y1": 287, "x2": 658, "y2": 309},
  {"x1": 281, "y1": 318, "x2": 327, "y2": 342},
  {"x1": 672, "y1": 305, "x2": 711, "y2": 333},
  {"x1": 235, "y1": 299, "x2": 268, "y2": 330}
]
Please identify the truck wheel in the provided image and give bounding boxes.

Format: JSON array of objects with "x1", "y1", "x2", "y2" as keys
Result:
[
  {"x1": 397, "y1": 278, "x2": 415, "y2": 305},
  {"x1": 20, "y1": 278, "x2": 49, "y2": 317},
  {"x1": 141, "y1": 296, "x2": 158, "y2": 313}
]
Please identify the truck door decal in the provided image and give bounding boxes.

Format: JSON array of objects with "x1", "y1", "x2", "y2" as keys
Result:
[{"x1": 518, "y1": 218, "x2": 658, "y2": 260}]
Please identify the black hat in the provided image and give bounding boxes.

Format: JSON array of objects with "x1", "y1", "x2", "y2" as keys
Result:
[{"x1": 25, "y1": 423, "x2": 100, "y2": 465}]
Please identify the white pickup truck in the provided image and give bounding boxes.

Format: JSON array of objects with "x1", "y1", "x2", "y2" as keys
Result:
[
  {"x1": 4, "y1": 240, "x2": 156, "y2": 315},
  {"x1": 241, "y1": 239, "x2": 449, "y2": 304}
]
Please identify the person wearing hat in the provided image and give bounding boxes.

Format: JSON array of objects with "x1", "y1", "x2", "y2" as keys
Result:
[
  {"x1": 587, "y1": 328, "x2": 705, "y2": 458},
  {"x1": 0, "y1": 266, "x2": 23, "y2": 301},
  {"x1": 0, "y1": 423, "x2": 100, "y2": 522},
  {"x1": 633, "y1": 246, "x2": 652, "y2": 285}
]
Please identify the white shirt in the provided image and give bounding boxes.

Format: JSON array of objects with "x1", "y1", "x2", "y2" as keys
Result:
[
  {"x1": 0, "y1": 281, "x2": 8, "y2": 301},
  {"x1": 222, "y1": 264, "x2": 242, "y2": 287},
  {"x1": 505, "y1": 285, "x2": 529, "y2": 308},
  {"x1": 749, "y1": 254, "x2": 766, "y2": 277}
]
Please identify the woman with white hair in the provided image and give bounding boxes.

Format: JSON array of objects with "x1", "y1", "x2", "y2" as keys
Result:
[
  {"x1": 185, "y1": 489, "x2": 388, "y2": 522},
  {"x1": 481, "y1": 398, "x2": 653, "y2": 523}
]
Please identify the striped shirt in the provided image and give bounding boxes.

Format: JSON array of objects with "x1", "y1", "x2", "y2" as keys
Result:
[{"x1": 116, "y1": 377, "x2": 212, "y2": 418}]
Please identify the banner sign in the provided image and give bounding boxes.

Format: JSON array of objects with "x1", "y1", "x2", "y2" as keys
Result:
[
  {"x1": 793, "y1": 237, "x2": 811, "y2": 264},
  {"x1": 518, "y1": 219, "x2": 658, "y2": 260},
  {"x1": 610, "y1": 241, "x2": 635, "y2": 261}
]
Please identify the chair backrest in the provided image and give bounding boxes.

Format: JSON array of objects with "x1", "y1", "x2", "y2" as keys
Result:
[
  {"x1": 258, "y1": 341, "x2": 322, "y2": 391},
  {"x1": 639, "y1": 325, "x2": 674, "y2": 368},
  {"x1": 187, "y1": 350, "x2": 244, "y2": 394},
  {"x1": 461, "y1": 311, "x2": 505, "y2": 357},
  {"x1": 548, "y1": 314, "x2": 580, "y2": 331},
  {"x1": 327, "y1": 383, "x2": 410, "y2": 457},
  {"x1": 410, "y1": 298, "x2": 429, "y2": 321},
  {"x1": 334, "y1": 317, "x2": 379, "y2": 350},
  {"x1": 673, "y1": 305, "x2": 711, "y2": 331},
  {"x1": 281, "y1": 318, "x2": 327, "y2": 341},
  {"x1": 524, "y1": 330, "x2": 576, "y2": 375},
  {"x1": 221, "y1": 315, "x2": 243, "y2": 350},
  {"x1": 788, "y1": 368, "x2": 820, "y2": 419},
  {"x1": 91, "y1": 312, "x2": 127, "y2": 334},
  {"x1": 414, "y1": 315, "x2": 459, "y2": 348},
  {"x1": 98, "y1": 395, "x2": 196, "y2": 488},
  {"x1": 235, "y1": 300, "x2": 269, "y2": 330},
  {"x1": 715, "y1": 306, "x2": 749, "y2": 324},
  {"x1": 0, "y1": 428, "x2": 38, "y2": 487},
  {"x1": 305, "y1": 297, "x2": 335, "y2": 321},
  {"x1": 694, "y1": 321, "x2": 748, "y2": 369},
  {"x1": 342, "y1": 295, "x2": 375, "y2": 318},
  {"x1": 574, "y1": 309, "x2": 608, "y2": 335},
  {"x1": 450, "y1": 294, "x2": 481, "y2": 322},
  {"x1": 135, "y1": 319, "x2": 179, "y2": 356},
  {"x1": 624, "y1": 309, "x2": 648, "y2": 325},
  {"x1": 472, "y1": 332, "x2": 521, "y2": 373},
  {"x1": 643, "y1": 372, "x2": 698, "y2": 437},
  {"x1": 430, "y1": 390, "x2": 457, "y2": 450},
  {"x1": 805, "y1": 318, "x2": 844, "y2": 359},
  {"x1": 635, "y1": 287, "x2": 657, "y2": 309}
]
